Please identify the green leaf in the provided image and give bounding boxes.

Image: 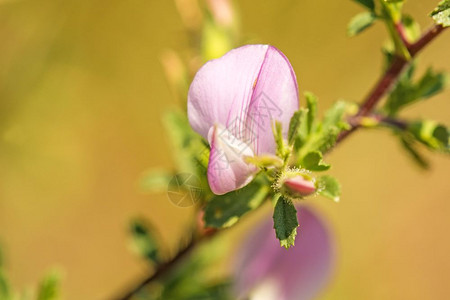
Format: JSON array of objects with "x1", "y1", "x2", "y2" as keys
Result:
[
  {"x1": 352, "y1": 0, "x2": 375, "y2": 11},
  {"x1": 129, "y1": 219, "x2": 161, "y2": 264},
  {"x1": 400, "y1": 134, "x2": 430, "y2": 169},
  {"x1": 385, "y1": 67, "x2": 449, "y2": 115},
  {"x1": 302, "y1": 151, "x2": 331, "y2": 171},
  {"x1": 164, "y1": 110, "x2": 209, "y2": 172},
  {"x1": 430, "y1": 0, "x2": 450, "y2": 27},
  {"x1": 139, "y1": 170, "x2": 172, "y2": 193},
  {"x1": 288, "y1": 110, "x2": 305, "y2": 146},
  {"x1": 0, "y1": 270, "x2": 9, "y2": 300},
  {"x1": 37, "y1": 271, "x2": 60, "y2": 300},
  {"x1": 273, "y1": 121, "x2": 287, "y2": 158},
  {"x1": 272, "y1": 194, "x2": 298, "y2": 249},
  {"x1": 347, "y1": 12, "x2": 377, "y2": 36},
  {"x1": 317, "y1": 175, "x2": 341, "y2": 202},
  {"x1": 408, "y1": 120, "x2": 449, "y2": 153},
  {"x1": 305, "y1": 92, "x2": 318, "y2": 135},
  {"x1": 203, "y1": 179, "x2": 269, "y2": 228},
  {"x1": 293, "y1": 109, "x2": 309, "y2": 151},
  {"x1": 402, "y1": 15, "x2": 421, "y2": 42}
]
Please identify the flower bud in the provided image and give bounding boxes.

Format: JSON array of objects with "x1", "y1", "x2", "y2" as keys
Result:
[
  {"x1": 283, "y1": 175, "x2": 316, "y2": 196},
  {"x1": 275, "y1": 169, "x2": 317, "y2": 199}
]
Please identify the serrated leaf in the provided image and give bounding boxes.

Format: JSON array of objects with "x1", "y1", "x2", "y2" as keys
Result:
[
  {"x1": 273, "y1": 194, "x2": 298, "y2": 249},
  {"x1": 352, "y1": 0, "x2": 375, "y2": 11},
  {"x1": 347, "y1": 12, "x2": 377, "y2": 36},
  {"x1": 204, "y1": 180, "x2": 269, "y2": 228},
  {"x1": 288, "y1": 110, "x2": 305, "y2": 146},
  {"x1": 317, "y1": 175, "x2": 341, "y2": 202},
  {"x1": 400, "y1": 134, "x2": 429, "y2": 169},
  {"x1": 305, "y1": 92, "x2": 318, "y2": 134},
  {"x1": 408, "y1": 120, "x2": 449, "y2": 153},
  {"x1": 129, "y1": 219, "x2": 161, "y2": 264},
  {"x1": 385, "y1": 67, "x2": 449, "y2": 115},
  {"x1": 37, "y1": 271, "x2": 60, "y2": 300},
  {"x1": 302, "y1": 151, "x2": 331, "y2": 171},
  {"x1": 430, "y1": 0, "x2": 450, "y2": 27},
  {"x1": 322, "y1": 101, "x2": 350, "y2": 131}
]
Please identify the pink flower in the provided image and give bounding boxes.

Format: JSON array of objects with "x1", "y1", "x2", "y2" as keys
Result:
[
  {"x1": 234, "y1": 206, "x2": 334, "y2": 300},
  {"x1": 188, "y1": 45, "x2": 299, "y2": 194}
]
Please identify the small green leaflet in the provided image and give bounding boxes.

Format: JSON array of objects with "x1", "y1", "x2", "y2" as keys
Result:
[
  {"x1": 430, "y1": 0, "x2": 450, "y2": 27},
  {"x1": 37, "y1": 271, "x2": 61, "y2": 300},
  {"x1": 273, "y1": 194, "x2": 299, "y2": 249},
  {"x1": 203, "y1": 180, "x2": 269, "y2": 228},
  {"x1": 0, "y1": 270, "x2": 9, "y2": 300},
  {"x1": 408, "y1": 120, "x2": 449, "y2": 153},
  {"x1": 139, "y1": 170, "x2": 173, "y2": 193},
  {"x1": 302, "y1": 151, "x2": 331, "y2": 171},
  {"x1": 352, "y1": 0, "x2": 375, "y2": 11},
  {"x1": 400, "y1": 134, "x2": 430, "y2": 169},
  {"x1": 384, "y1": 66, "x2": 449, "y2": 116},
  {"x1": 288, "y1": 110, "x2": 306, "y2": 146},
  {"x1": 129, "y1": 219, "x2": 161, "y2": 264},
  {"x1": 305, "y1": 92, "x2": 318, "y2": 135},
  {"x1": 347, "y1": 12, "x2": 377, "y2": 37},
  {"x1": 317, "y1": 175, "x2": 341, "y2": 202}
]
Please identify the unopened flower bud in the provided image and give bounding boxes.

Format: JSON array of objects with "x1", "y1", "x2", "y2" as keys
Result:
[
  {"x1": 284, "y1": 175, "x2": 316, "y2": 196},
  {"x1": 275, "y1": 168, "x2": 317, "y2": 199}
]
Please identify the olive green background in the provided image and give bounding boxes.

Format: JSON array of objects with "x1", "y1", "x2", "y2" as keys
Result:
[{"x1": 0, "y1": 0, "x2": 449, "y2": 299}]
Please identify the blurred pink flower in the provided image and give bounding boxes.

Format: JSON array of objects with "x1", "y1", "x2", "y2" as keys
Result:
[
  {"x1": 206, "y1": 0, "x2": 234, "y2": 27},
  {"x1": 188, "y1": 45, "x2": 299, "y2": 194},
  {"x1": 234, "y1": 206, "x2": 334, "y2": 300}
]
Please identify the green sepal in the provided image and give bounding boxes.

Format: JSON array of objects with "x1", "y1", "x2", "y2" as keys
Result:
[
  {"x1": 302, "y1": 151, "x2": 331, "y2": 171},
  {"x1": 203, "y1": 179, "x2": 269, "y2": 228},
  {"x1": 272, "y1": 194, "x2": 299, "y2": 249},
  {"x1": 347, "y1": 12, "x2": 377, "y2": 37},
  {"x1": 245, "y1": 155, "x2": 284, "y2": 169},
  {"x1": 129, "y1": 218, "x2": 161, "y2": 265},
  {"x1": 317, "y1": 175, "x2": 341, "y2": 202},
  {"x1": 430, "y1": 0, "x2": 450, "y2": 27}
]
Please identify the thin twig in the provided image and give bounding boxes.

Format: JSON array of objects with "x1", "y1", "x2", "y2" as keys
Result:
[{"x1": 336, "y1": 23, "x2": 446, "y2": 146}]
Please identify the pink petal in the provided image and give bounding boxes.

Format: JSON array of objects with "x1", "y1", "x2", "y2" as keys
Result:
[
  {"x1": 234, "y1": 206, "x2": 334, "y2": 300},
  {"x1": 188, "y1": 45, "x2": 270, "y2": 141},
  {"x1": 284, "y1": 175, "x2": 316, "y2": 196},
  {"x1": 207, "y1": 124, "x2": 257, "y2": 195},
  {"x1": 246, "y1": 46, "x2": 299, "y2": 155}
]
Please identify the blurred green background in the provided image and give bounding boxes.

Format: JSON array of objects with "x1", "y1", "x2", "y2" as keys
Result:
[{"x1": 0, "y1": 0, "x2": 449, "y2": 299}]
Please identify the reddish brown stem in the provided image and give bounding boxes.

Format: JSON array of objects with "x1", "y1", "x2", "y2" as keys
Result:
[{"x1": 336, "y1": 24, "x2": 446, "y2": 145}]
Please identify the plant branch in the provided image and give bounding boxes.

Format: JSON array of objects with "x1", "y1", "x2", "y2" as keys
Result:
[
  {"x1": 336, "y1": 23, "x2": 446, "y2": 145},
  {"x1": 111, "y1": 23, "x2": 447, "y2": 300},
  {"x1": 112, "y1": 228, "x2": 218, "y2": 300}
]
